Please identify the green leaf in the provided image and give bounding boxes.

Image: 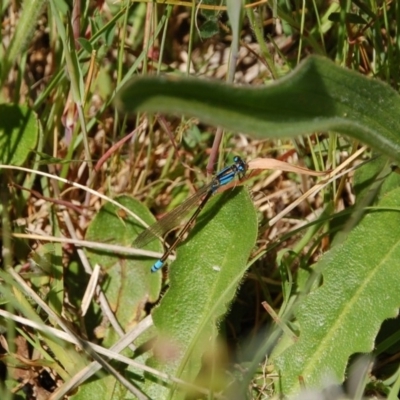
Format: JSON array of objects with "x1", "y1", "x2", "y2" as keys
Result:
[
  {"x1": 77, "y1": 37, "x2": 93, "y2": 55},
  {"x1": 328, "y1": 12, "x2": 368, "y2": 24},
  {"x1": 353, "y1": 156, "x2": 400, "y2": 203},
  {"x1": 116, "y1": 56, "x2": 400, "y2": 163},
  {"x1": 148, "y1": 188, "x2": 257, "y2": 398},
  {"x1": 85, "y1": 195, "x2": 162, "y2": 343},
  {"x1": 199, "y1": 19, "x2": 219, "y2": 39},
  {"x1": 30, "y1": 243, "x2": 64, "y2": 316},
  {"x1": 200, "y1": 0, "x2": 220, "y2": 19},
  {"x1": 0, "y1": 104, "x2": 38, "y2": 165},
  {"x1": 70, "y1": 373, "x2": 125, "y2": 400},
  {"x1": 274, "y1": 187, "x2": 400, "y2": 395}
]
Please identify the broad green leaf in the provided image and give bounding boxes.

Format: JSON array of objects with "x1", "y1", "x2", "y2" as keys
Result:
[
  {"x1": 79, "y1": 196, "x2": 163, "y2": 398},
  {"x1": 198, "y1": 0, "x2": 221, "y2": 39},
  {"x1": 71, "y1": 373, "x2": 126, "y2": 400},
  {"x1": 328, "y1": 12, "x2": 368, "y2": 24},
  {"x1": 85, "y1": 195, "x2": 161, "y2": 344},
  {"x1": 199, "y1": 19, "x2": 219, "y2": 39},
  {"x1": 274, "y1": 187, "x2": 400, "y2": 395},
  {"x1": 147, "y1": 188, "x2": 257, "y2": 399},
  {"x1": 29, "y1": 243, "x2": 64, "y2": 316},
  {"x1": 353, "y1": 156, "x2": 400, "y2": 202},
  {"x1": 116, "y1": 56, "x2": 400, "y2": 163},
  {"x1": 0, "y1": 104, "x2": 38, "y2": 165}
]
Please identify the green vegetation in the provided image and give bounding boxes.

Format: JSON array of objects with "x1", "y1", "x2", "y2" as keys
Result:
[{"x1": 1, "y1": 0, "x2": 400, "y2": 399}]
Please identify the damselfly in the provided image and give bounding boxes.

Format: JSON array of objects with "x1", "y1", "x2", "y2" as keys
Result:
[{"x1": 133, "y1": 156, "x2": 247, "y2": 272}]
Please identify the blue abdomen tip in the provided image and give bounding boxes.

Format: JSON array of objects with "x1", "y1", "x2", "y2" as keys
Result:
[{"x1": 151, "y1": 260, "x2": 164, "y2": 273}]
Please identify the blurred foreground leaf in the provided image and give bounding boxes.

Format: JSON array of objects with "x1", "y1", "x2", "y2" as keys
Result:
[{"x1": 117, "y1": 56, "x2": 400, "y2": 163}]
